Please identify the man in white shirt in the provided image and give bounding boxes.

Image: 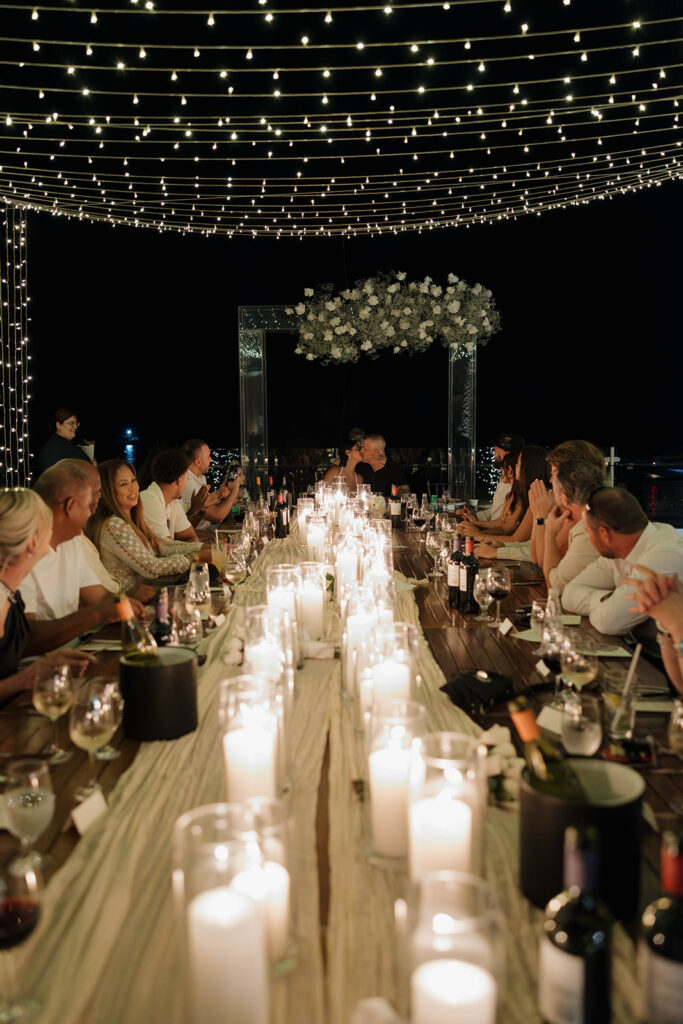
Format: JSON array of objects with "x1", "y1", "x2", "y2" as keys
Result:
[
  {"x1": 21, "y1": 462, "x2": 131, "y2": 655},
  {"x1": 562, "y1": 487, "x2": 683, "y2": 635},
  {"x1": 140, "y1": 449, "x2": 203, "y2": 545},
  {"x1": 540, "y1": 459, "x2": 606, "y2": 593},
  {"x1": 181, "y1": 438, "x2": 244, "y2": 530},
  {"x1": 477, "y1": 432, "x2": 524, "y2": 522}
]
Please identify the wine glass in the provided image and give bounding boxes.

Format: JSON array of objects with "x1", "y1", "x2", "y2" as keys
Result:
[
  {"x1": 561, "y1": 638, "x2": 598, "y2": 693},
  {"x1": 68, "y1": 680, "x2": 118, "y2": 803},
  {"x1": 425, "y1": 530, "x2": 443, "y2": 579},
  {"x1": 32, "y1": 663, "x2": 75, "y2": 765},
  {"x1": 541, "y1": 622, "x2": 566, "y2": 703},
  {"x1": 186, "y1": 563, "x2": 211, "y2": 620},
  {"x1": 561, "y1": 694, "x2": 602, "y2": 756},
  {"x1": 485, "y1": 566, "x2": 511, "y2": 627},
  {"x1": 3, "y1": 760, "x2": 54, "y2": 871},
  {"x1": 472, "y1": 573, "x2": 494, "y2": 624},
  {"x1": 0, "y1": 860, "x2": 41, "y2": 1023},
  {"x1": 529, "y1": 600, "x2": 546, "y2": 656},
  {"x1": 208, "y1": 584, "x2": 231, "y2": 627},
  {"x1": 94, "y1": 679, "x2": 125, "y2": 762},
  {"x1": 172, "y1": 586, "x2": 202, "y2": 650}
]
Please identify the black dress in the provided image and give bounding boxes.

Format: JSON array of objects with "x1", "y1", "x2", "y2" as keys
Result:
[
  {"x1": 37, "y1": 434, "x2": 92, "y2": 475},
  {"x1": 0, "y1": 590, "x2": 30, "y2": 679}
]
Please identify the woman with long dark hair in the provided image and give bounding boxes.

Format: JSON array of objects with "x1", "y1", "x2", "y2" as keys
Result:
[
  {"x1": 466, "y1": 445, "x2": 551, "y2": 550},
  {"x1": 322, "y1": 440, "x2": 368, "y2": 493},
  {"x1": 85, "y1": 460, "x2": 209, "y2": 593}
]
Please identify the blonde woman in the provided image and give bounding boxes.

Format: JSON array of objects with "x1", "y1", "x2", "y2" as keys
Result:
[
  {"x1": 86, "y1": 461, "x2": 212, "y2": 593},
  {"x1": 0, "y1": 489, "x2": 93, "y2": 701}
]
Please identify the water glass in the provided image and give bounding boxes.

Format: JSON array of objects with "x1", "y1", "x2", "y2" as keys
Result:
[
  {"x1": 3, "y1": 759, "x2": 54, "y2": 869},
  {"x1": 173, "y1": 585, "x2": 202, "y2": 649},
  {"x1": 187, "y1": 563, "x2": 212, "y2": 619},
  {"x1": 601, "y1": 666, "x2": 637, "y2": 740},
  {"x1": 560, "y1": 694, "x2": 602, "y2": 756},
  {"x1": 561, "y1": 637, "x2": 598, "y2": 692}
]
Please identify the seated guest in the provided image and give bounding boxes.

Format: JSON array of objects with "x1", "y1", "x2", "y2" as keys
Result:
[
  {"x1": 468, "y1": 446, "x2": 550, "y2": 554},
  {"x1": 536, "y1": 460, "x2": 606, "y2": 592},
  {"x1": 140, "y1": 450, "x2": 202, "y2": 544},
  {"x1": 476, "y1": 432, "x2": 525, "y2": 522},
  {"x1": 562, "y1": 487, "x2": 683, "y2": 634},
  {"x1": 357, "y1": 434, "x2": 408, "y2": 496},
  {"x1": 0, "y1": 488, "x2": 93, "y2": 700},
  {"x1": 17, "y1": 463, "x2": 129, "y2": 654},
  {"x1": 323, "y1": 440, "x2": 368, "y2": 493},
  {"x1": 86, "y1": 460, "x2": 211, "y2": 594},
  {"x1": 181, "y1": 439, "x2": 244, "y2": 529},
  {"x1": 37, "y1": 408, "x2": 93, "y2": 474},
  {"x1": 529, "y1": 439, "x2": 608, "y2": 567},
  {"x1": 624, "y1": 567, "x2": 683, "y2": 696}
]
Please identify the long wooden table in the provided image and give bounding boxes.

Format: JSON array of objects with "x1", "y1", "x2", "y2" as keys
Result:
[{"x1": 0, "y1": 526, "x2": 679, "y2": 1022}]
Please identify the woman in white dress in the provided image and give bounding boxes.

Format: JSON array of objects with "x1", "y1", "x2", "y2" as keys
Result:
[
  {"x1": 322, "y1": 441, "x2": 368, "y2": 494},
  {"x1": 86, "y1": 461, "x2": 211, "y2": 593}
]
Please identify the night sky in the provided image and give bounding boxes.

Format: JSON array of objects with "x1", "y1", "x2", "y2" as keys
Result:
[{"x1": 27, "y1": 176, "x2": 682, "y2": 464}]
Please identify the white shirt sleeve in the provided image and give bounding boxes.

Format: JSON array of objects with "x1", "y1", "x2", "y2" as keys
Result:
[
  {"x1": 548, "y1": 528, "x2": 598, "y2": 596},
  {"x1": 169, "y1": 500, "x2": 193, "y2": 536},
  {"x1": 140, "y1": 488, "x2": 171, "y2": 540},
  {"x1": 561, "y1": 557, "x2": 615, "y2": 617},
  {"x1": 181, "y1": 477, "x2": 198, "y2": 513}
]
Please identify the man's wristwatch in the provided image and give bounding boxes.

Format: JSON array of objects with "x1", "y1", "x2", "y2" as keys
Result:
[{"x1": 535, "y1": 518, "x2": 545, "y2": 526}]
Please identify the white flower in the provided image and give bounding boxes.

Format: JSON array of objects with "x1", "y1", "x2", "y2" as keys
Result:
[
  {"x1": 430, "y1": 285, "x2": 442, "y2": 297},
  {"x1": 368, "y1": 295, "x2": 379, "y2": 306},
  {"x1": 324, "y1": 330, "x2": 333, "y2": 341},
  {"x1": 303, "y1": 331, "x2": 313, "y2": 340},
  {"x1": 325, "y1": 301, "x2": 336, "y2": 311},
  {"x1": 397, "y1": 271, "x2": 406, "y2": 280},
  {"x1": 306, "y1": 353, "x2": 315, "y2": 360},
  {"x1": 387, "y1": 283, "x2": 399, "y2": 293},
  {"x1": 295, "y1": 303, "x2": 306, "y2": 315},
  {"x1": 359, "y1": 307, "x2": 370, "y2": 320},
  {"x1": 419, "y1": 330, "x2": 426, "y2": 340},
  {"x1": 304, "y1": 287, "x2": 314, "y2": 297},
  {"x1": 418, "y1": 283, "x2": 429, "y2": 293},
  {"x1": 403, "y1": 307, "x2": 413, "y2": 316},
  {"x1": 348, "y1": 326, "x2": 357, "y2": 335},
  {"x1": 401, "y1": 340, "x2": 408, "y2": 347},
  {"x1": 330, "y1": 316, "x2": 341, "y2": 326},
  {"x1": 447, "y1": 300, "x2": 460, "y2": 313},
  {"x1": 465, "y1": 341, "x2": 475, "y2": 352},
  {"x1": 482, "y1": 318, "x2": 490, "y2": 330},
  {"x1": 285, "y1": 307, "x2": 294, "y2": 315},
  {"x1": 457, "y1": 281, "x2": 467, "y2": 292},
  {"x1": 472, "y1": 283, "x2": 482, "y2": 295},
  {"x1": 450, "y1": 342, "x2": 458, "y2": 349},
  {"x1": 364, "y1": 281, "x2": 375, "y2": 295},
  {"x1": 446, "y1": 286, "x2": 455, "y2": 295},
  {"x1": 393, "y1": 345, "x2": 401, "y2": 353},
  {"x1": 334, "y1": 325, "x2": 346, "y2": 334},
  {"x1": 360, "y1": 340, "x2": 373, "y2": 351},
  {"x1": 448, "y1": 272, "x2": 459, "y2": 284},
  {"x1": 432, "y1": 305, "x2": 442, "y2": 315},
  {"x1": 399, "y1": 319, "x2": 409, "y2": 329},
  {"x1": 391, "y1": 309, "x2": 400, "y2": 318},
  {"x1": 467, "y1": 324, "x2": 478, "y2": 335},
  {"x1": 330, "y1": 345, "x2": 341, "y2": 358},
  {"x1": 307, "y1": 312, "x2": 315, "y2": 321},
  {"x1": 384, "y1": 325, "x2": 395, "y2": 336},
  {"x1": 294, "y1": 346, "x2": 302, "y2": 354}
]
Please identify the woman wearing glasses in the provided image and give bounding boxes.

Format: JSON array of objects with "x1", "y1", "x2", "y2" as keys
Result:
[{"x1": 37, "y1": 408, "x2": 93, "y2": 474}]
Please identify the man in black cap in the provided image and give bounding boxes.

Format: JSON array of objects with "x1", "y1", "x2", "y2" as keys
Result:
[{"x1": 477, "y1": 432, "x2": 525, "y2": 522}]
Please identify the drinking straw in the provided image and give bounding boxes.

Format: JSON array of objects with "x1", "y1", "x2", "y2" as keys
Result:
[{"x1": 610, "y1": 642, "x2": 642, "y2": 736}]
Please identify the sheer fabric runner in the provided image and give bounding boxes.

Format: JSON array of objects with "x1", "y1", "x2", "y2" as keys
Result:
[{"x1": 15, "y1": 530, "x2": 640, "y2": 1023}]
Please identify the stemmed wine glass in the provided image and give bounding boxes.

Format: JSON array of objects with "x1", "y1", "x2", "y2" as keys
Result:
[
  {"x1": 472, "y1": 573, "x2": 494, "y2": 624},
  {"x1": 485, "y1": 566, "x2": 511, "y2": 627},
  {"x1": 425, "y1": 530, "x2": 443, "y2": 579},
  {"x1": 529, "y1": 600, "x2": 547, "y2": 656},
  {"x1": 560, "y1": 637, "x2": 598, "y2": 693},
  {"x1": 172, "y1": 586, "x2": 202, "y2": 650},
  {"x1": 68, "y1": 680, "x2": 118, "y2": 803},
  {"x1": 94, "y1": 679, "x2": 125, "y2": 762},
  {"x1": 223, "y1": 558, "x2": 248, "y2": 599},
  {"x1": 0, "y1": 859, "x2": 42, "y2": 1023},
  {"x1": 32, "y1": 664, "x2": 75, "y2": 764},
  {"x1": 541, "y1": 622, "x2": 566, "y2": 704},
  {"x1": 3, "y1": 760, "x2": 55, "y2": 871},
  {"x1": 186, "y1": 563, "x2": 212, "y2": 620}
]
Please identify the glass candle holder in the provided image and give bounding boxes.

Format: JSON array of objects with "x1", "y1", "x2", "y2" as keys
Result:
[
  {"x1": 243, "y1": 605, "x2": 287, "y2": 683},
  {"x1": 219, "y1": 675, "x2": 284, "y2": 803},
  {"x1": 409, "y1": 733, "x2": 487, "y2": 880},
  {"x1": 295, "y1": 498, "x2": 315, "y2": 547},
  {"x1": 405, "y1": 871, "x2": 504, "y2": 1024},
  {"x1": 172, "y1": 803, "x2": 270, "y2": 1024},
  {"x1": 334, "y1": 536, "x2": 361, "y2": 599},
  {"x1": 366, "y1": 699, "x2": 427, "y2": 866},
  {"x1": 265, "y1": 564, "x2": 302, "y2": 666},
  {"x1": 366, "y1": 622, "x2": 421, "y2": 706},
  {"x1": 305, "y1": 513, "x2": 329, "y2": 563},
  {"x1": 298, "y1": 562, "x2": 325, "y2": 643},
  {"x1": 341, "y1": 584, "x2": 379, "y2": 700}
]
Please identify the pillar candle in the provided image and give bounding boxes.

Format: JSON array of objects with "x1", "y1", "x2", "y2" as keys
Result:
[
  {"x1": 368, "y1": 746, "x2": 413, "y2": 858},
  {"x1": 231, "y1": 860, "x2": 291, "y2": 964},
  {"x1": 222, "y1": 717, "x2": 277, "y2": 802},
  {"x1": 411, "y1": 960, "x2": 496, "y2": 1024},
  {"x1": 243, "y1": 640, "x2": 283, "y2": 681},
  {"x1": 409, "y1": 791, "x2": 472, "y2": 878},
  {"x1": 187, "y1": 887, "x2": 269, "y2": 1024},
  {"x1": 370, "y1": 659, "x2": 411, "y2": 702},
  {"x1": 300, "y1": 584, "x2": 324, "y2": 641}
]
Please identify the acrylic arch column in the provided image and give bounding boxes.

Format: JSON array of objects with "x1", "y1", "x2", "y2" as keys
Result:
[{"x1": 238, "y1": 304, "x2": 477, "y2": 499}]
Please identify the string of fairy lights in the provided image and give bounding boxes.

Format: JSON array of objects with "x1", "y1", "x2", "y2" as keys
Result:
[
  {"x1": 0, "y1": 202, "x2": 30, "y2": 486},
  {"x1": 0, "y1": 0, "x2": 679, "y2": 239}
]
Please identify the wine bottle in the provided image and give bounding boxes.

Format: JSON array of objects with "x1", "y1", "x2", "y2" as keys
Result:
[
  {"x1": 254, "y1": 475, "x2": 264, "y2": 505},
  {"x1": 275, "y1": 493, "x2": 290, "y2": 538},
  {"x1": 459, "y1": 536, "x2": 479, "y2": 614},
  {"x1": 448, "y1": 533, "x2": 464, "y2": 610},
  {"x1": 150, "y1": 586, "x2": 174, "y2": 648},
  {"x1": 116, "y1": 595, "x2": 159, "y2": 664},
  {"x1": 538, "y1": 825, "x2": 611, "y2": 1024},
  {"x1": 281, "y1": 475, "x2": 290, "y2": 509},
  {"x1": 400, "y1": 492, "x2": 408, "y2": 523},
  {"x1": 640, "y1": 830, "x2": 683, "y2": 1023},
  {"x1": 389, "y1": 485, "x2": 402, "y2": 529},
  {"x1": 267, "y1": 476, "x2": 276, "y2": 511},
  {"x1": 508, "y1": 696, "x2": 586, "y2": 801}
]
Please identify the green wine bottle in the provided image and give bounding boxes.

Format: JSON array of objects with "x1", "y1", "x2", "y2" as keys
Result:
[
  {"x1": 508, "y1": 696, "x2": 586, "y2": 801},
  {"x1": 116, "y1": 595, "x2": 159, "y2": 664}
]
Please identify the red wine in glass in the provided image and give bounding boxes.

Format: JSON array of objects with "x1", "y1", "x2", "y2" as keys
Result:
[
  {"x1": 0, "y1": 897, "x2": 40, "y2": 950},
  {"x1": 542, "y1": 653, "x2": 563, "y2": 675},
  {"x1": 488, "y1": 587, "x2": 510, "y2": 601}
]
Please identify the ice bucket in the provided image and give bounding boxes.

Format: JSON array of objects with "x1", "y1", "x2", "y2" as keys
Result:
[
  {"x1": 519, "y1": 759, "x2": 644, "y2": 922},
  {"x1": 119, "y1": 646, "x2": 198, "y2": 741}
]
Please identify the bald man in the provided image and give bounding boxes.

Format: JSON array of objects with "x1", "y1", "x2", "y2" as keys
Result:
[{"x1": 357, "y1": 434, "x2": 409, "y2": 497}]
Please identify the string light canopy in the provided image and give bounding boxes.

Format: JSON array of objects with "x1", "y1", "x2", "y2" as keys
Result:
[
  {"x1": 0, "y1": 0, "x2": 680, "y2": 238},
  {"x1": 0, "y1": 203, "x2": 30, "y2": 486}
]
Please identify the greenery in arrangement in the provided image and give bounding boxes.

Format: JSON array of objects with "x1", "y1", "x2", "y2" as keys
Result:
[{"x1": 286, "y1": 271, "x2": 501, "y2": 365}]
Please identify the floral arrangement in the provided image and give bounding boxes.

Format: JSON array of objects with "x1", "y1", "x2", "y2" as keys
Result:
[{"x1": 286, "y1": 270, "x2": 500, "y2": 366}]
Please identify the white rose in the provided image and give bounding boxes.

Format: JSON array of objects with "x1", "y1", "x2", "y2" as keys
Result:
[
  {"x1": 446, "y1": 286, "x2": 455, "y2": 295},
  {"x1": 419, "y1": 330, "x2": 426, "y2": 340},
  {"x1": 391, "y1": 309, "x2": 400, "y2": 318},
  {"x1": 359, "y1": 308, "x2": 370, "y2": 320},
  {"x1": 304, "y1": 287, "x2": 314, "y2": 297},
  {"x1": 303, "y1": 331, "x2": 313, "y2": 340},
  {"x1": 448, "y1": 273, "x2": 458, "y2": 284},
  {"x1": 324, "y1": 330, "x2": 333, "y2": 341},
  {"x1": 465, "y1": 341, "x2": 475, "y2": 352},
  {"x1": 368, "y1": 295, "x2": 379, "y2": 306},
  {"x1": 331, "y1": 345, "x2": 341, "y2": 358},
  {"x1": 418, "y1": 283, "x2": 429, "y2": 293},
  {"x1": 306, "y1": 353, "x2": 315, "y2": 360},
  {"x1": 330, "y1": 316, "x2": 341, "y2": 326},
  {"x1": 348, "y1": 326, "x2": 357, "y2": 335},
  {"x1": 432, "y1": 305, "x2": 442, "y2": 315},
  {"x1": 450, "y1": 342, "x2": 458, "y2": 349},
  {"x1": 393, "y1": 345, "x2": 401, "y2": 353},
  {"x1": 307, "y1": 312, "x2": 315, "y2": 321},
  {"x1": 473, "y1": 283, "x2": 482, "y2": 295},
  {"x1": 430, "y1": 285, "x2": 442, "y2": 297},
  {"x1": 294, "y1": 346, "x2": 302, "y2": 354},
  {"x1": 387, "y1": 283, "x2": 398, "y2": 293},
  {"x1": 457, "y1": 281, "x2": 467, "y2": 292},
  {"x1": 364, "y1": 281, "x2": 374, "y2": 295},
  {"x1": 401, "y1": 340, "x2": 408, "y2": 347},
  {"x1": 295, "y1": 303, "x2": 306, "y2": 315},
  {"x1": 403, "y1": 307, "x2": 413, "y2": 316},
  {"x1": 285, "y1": 307, "x2": 294, "y2": 315},
  {"x1": 447, "y1": 300, "x2": 460, "y2": 313},
  {"x1": 334, "y1": 325, "x2": 346, "y2": 334},
  {"x1": 360, "y1": 340, "x2": 373, "y2": 351},
  {"x1": 467, "y1": 324, "x2": 478, "y2": 335},
  {"x1": 399, "y1": 319, "x2": 409, "y2": 329},
  {"x1": 384, "y1": 325, "x2": 395, "y2": 337},
  {"x1": 396, "y1": 271, "x2": 406, "y2": 280}
]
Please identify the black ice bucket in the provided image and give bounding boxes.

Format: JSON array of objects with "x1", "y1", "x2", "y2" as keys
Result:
[
  {"x1": 519, "y1": 759, "x2": 645, "y2": 922},
  {"x1": 119, "y1": 646, "x2": 198, "y2": 741}
]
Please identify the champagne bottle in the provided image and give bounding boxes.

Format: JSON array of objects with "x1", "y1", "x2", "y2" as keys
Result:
[
  {"x1": 389, "y1": 485, "x2": 402, "y2": 529},
  {"x1": 639, "y1": 830, "x2": 683, "y2": 1023},
  {"x1": 448, "y1": 533, "x2": 463, "y2": 610},
  {"x1": 538, "y1": 825, "x2": 611, "y2": 1024},
  {"x1": 508, "y1": 696, "x2": 586, "y2": 801},
  {"x1": 150, "y1": 586, "x2": 174, "y2": 648},
  {"x1": 116, "y1": 595, "x2": 159, "y2": 664},
  {"x1": 459, "y1": 536, "x2": 479, "y2": 614}
]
